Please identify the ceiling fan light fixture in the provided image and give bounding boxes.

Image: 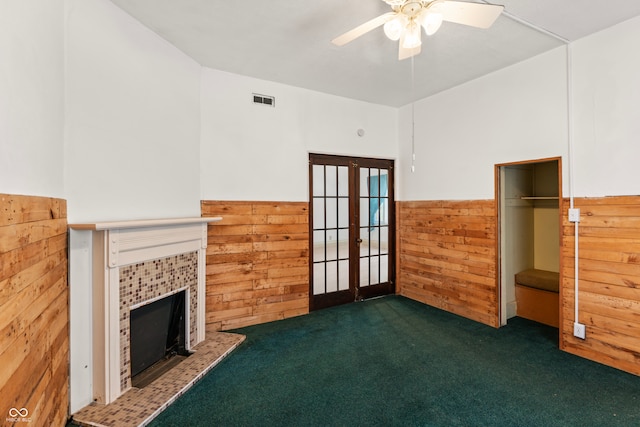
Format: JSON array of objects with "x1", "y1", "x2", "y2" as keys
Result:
[
  {"x1": 421, "y1": 11, "x2": 443, "y2": 36},
  {"x1": 383, "y1": 15, "x2": 404, "y2": 41},
  {"x1": 332, "y1": 0, "x2": 505, "y2": 60},
  {"x1": 401, "y1": 20, "x2": 422, "y2": 49}
]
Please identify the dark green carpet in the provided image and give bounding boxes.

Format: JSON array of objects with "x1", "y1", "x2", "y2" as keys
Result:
[{"x1": 148, "y1": 295, "x2": 639, "y2": 426}]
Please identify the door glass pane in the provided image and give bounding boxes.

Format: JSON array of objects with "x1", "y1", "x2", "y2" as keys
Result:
[
  {"x1": 379, "y1": 171, "x2": 389, "y2": 225},
  {"x1": 313, "y1": 263, "x2": 325, "y2": 295},
  {"x1": 337, "y1": 229, "x2": 349, "y2": 259},
  {"x1": 325, "y1": 230, "x2": 337, "y2": 261},
  {"x1": 326, "y1": 261, "x2": 338, "y2": 293},
  {"x1": 338, "y1": 260, "x2": 349, "y2": 291},
  {"x1": 326, "y1": 166, "x2": 337, "y2": 197},
  {"x1": 338, "y1": 166, "x2": 349, "y2": 197},
  {"x1": 359, "y1": 256, "x2": 370, "y2": 287},
  {"x1": 326, "y1": 198, "x2": 337, "y2": 229},
  {"x1": 369, "y1": 227, "x2": 380, "y2": 256},
  {"x1": 312, "y1": 165, "x2": 325, "y2": 196},
  {"x1": 338, "y1": 197, "x2": 349, "y2": 228},
  {"x1": 379, "y1": 226, "x2": 389, "y2": 255},
  {"x1": 369, "y1": 255, "x2": 380, "y2": 285},
  {"x1": 360, "y1": 199, "x2": 370, "y2": 228},
  {"x1": 360, "y1": 168, "x2": 370, "y2": 197},
  {"x1": 360, "y1": 227, "x2": 371, "y2": 253},
  {"x1": 313, "y1": 230, "x2": 325, "y2": 262},
  {"x1": 370, "y1": 169, "x2": 380, "y2": 197},
  {"x1": 313, "y1": 198, "x2": 324, "y2": 229},
  {"x1": 380, "y1": 254, "x2": 389, "y2": 283}
]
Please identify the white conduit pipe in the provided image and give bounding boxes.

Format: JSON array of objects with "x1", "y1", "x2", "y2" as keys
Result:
[
  {"x1": 410, "y1": 54, "x2": 416, "y2": 173},
  {"x1": 566, "y1": 44, "x2": 581, "y2": 331}
]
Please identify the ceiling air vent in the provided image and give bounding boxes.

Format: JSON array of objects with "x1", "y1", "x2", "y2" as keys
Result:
[{"x1": 253, "y1": 93, "x2": 275, "y2": 107}]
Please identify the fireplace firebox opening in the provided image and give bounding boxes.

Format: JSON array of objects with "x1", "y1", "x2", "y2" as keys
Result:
[{"x1": 130, "y1": 290, "x2": 191, "y2": 388}]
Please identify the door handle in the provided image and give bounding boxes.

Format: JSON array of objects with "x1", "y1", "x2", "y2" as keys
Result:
[{"x1": 356, "y1": 238, "x2": 363, "y2": 245}]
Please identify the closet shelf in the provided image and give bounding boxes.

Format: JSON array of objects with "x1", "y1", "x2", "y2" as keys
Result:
[{"x1": 520, "y1": 196, "x2": 559, "y2": 200}]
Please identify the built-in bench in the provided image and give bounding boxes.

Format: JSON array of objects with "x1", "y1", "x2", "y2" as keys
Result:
[{"x1": 515, "y1": 269, "x2": 559, "y2": 328}]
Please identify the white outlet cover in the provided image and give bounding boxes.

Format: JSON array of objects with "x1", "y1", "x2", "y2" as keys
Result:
[
  {"x1": 574, "y1": 322, "x2": 586, "y2": 339},
  {"x1": 568, "y1": 208, "x2": 581, "y2": 222}
]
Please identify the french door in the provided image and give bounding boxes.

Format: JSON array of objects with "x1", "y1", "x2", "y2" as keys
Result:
[{"x1": 309, "y1": 154, "x2": 395, "y2": 311}]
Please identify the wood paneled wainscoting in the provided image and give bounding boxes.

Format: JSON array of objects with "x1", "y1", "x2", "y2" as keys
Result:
[
  {"x1": 396, "y1": 200, "x2": 498, "y2": 327},
  {"x1": 201, "y1": 201, "x2": 309, "y2": 330},
  {"x1": 0, "y1": 194, "x2": 69, "y2": 426},
  {"x1": 562, "y1": 196, "x2": 640, "y2": 376}
]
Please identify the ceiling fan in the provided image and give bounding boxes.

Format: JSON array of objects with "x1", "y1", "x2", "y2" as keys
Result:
[{"x1": 331, "y1": 0, "x2": 504, "y2": 60}]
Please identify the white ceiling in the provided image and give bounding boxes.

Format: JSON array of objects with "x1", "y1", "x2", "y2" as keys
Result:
[{"x1": 108, "y1": 0, "x2": 640, "y2": 107}]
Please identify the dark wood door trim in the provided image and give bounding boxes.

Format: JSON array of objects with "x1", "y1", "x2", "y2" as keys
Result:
[{"x1": 309, "y1": 154, "x2": 395, "y2": 311}]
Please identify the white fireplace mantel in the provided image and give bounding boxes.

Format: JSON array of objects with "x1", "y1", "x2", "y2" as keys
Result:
[
  {"x1": 70, "y1": 217, "x2": 222, "y2": 268},
  {"x1": 69, "y1": 217, "x2": 221, "y2": 409},
  {"x1": 69, "y1": 216, "x2": 221, "y2": 231}
]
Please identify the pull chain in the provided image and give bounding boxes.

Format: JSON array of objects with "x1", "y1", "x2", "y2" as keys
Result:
[{"x1": 411, "y1": 53, "x2": 416, "y2": 173}]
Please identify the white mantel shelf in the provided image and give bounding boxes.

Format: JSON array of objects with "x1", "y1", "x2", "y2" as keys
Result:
[{"x1": 69, "y1": 216, "x2": 222, "y2": 230}]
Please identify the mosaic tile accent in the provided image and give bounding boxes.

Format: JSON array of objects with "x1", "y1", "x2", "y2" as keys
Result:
[
  {"x1": 72, "y1": 331, "x2": 246, "y2": 427},
  {"x1": 119, "y1": 252, "x2": 198, "y2": 392}
]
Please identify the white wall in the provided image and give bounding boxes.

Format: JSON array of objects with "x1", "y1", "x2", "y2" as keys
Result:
[
  {"x1": 571, "y1": 15, "x2": 640, "y2": 197},
  {"x1": 398, "y1": 47, "x2": 569, "y2": 201},
  {"x1": 200, "y1": 68, "x2": 398, "y2": 202},
  {"x1": 65, "y1": 0, "x2": 202, "y2": 413},
  {"x1": 0, "y1": 0, "x2": 65, "y2": 198},
  {"x1": 64, "y1": 0, "x2": 202, "y2": 223},
  {"x1": 399, "y1": 15, "x2": 640, "y2": 202}
]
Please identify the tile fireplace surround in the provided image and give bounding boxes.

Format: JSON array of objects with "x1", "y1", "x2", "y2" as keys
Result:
[{"x1": 69, "y1": 217, "x2": 222, "y2": 413}]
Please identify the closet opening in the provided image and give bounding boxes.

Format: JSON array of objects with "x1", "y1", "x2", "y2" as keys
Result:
[{"x1": 496, "y1": 158, "x2": 562, "y2": 335}]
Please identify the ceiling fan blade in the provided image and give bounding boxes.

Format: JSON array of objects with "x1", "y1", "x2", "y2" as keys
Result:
[
  {"x1": 331, "y1": 12, "x2": 396, "y2": 46},
  {"x1": 398, "y1": 43, "x2": 421, "y2": 61},
  {"x1": 441, "y1": 1, "x2": 504, "y2": 29}
]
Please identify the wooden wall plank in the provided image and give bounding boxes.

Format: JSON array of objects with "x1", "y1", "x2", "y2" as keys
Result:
[
  {"x1": 202, "y1": 200, "x2": 310, "y2": 330},
  {"x1": 0, "y1": 262, "x2": 66, "y2": 355},
  {"x1": 202, "y1": 195, "x2": 640, "y2": 379},
  {"x1": 397, "y1": 200, "x2": 498, "y2": 327},
  {"x1": 0, "y1": 194, "x2": 68, "y2": 426},
  {"x1": 561, "y1": 196, "x2": 640, "y2": 376},
  {"x1": 0, "y1": 194, "x2": 66, "y2": 226},
  {"x1": 0, "y1": 249, "x2": 66, "y2": 308},
  {"x1": 0, "y1": 218, "x2": 67, "y2": 252}
]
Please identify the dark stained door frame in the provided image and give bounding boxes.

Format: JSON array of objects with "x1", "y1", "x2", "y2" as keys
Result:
[{"x1": 309, "y1": 153, "x2": 395, "y2": 311}]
